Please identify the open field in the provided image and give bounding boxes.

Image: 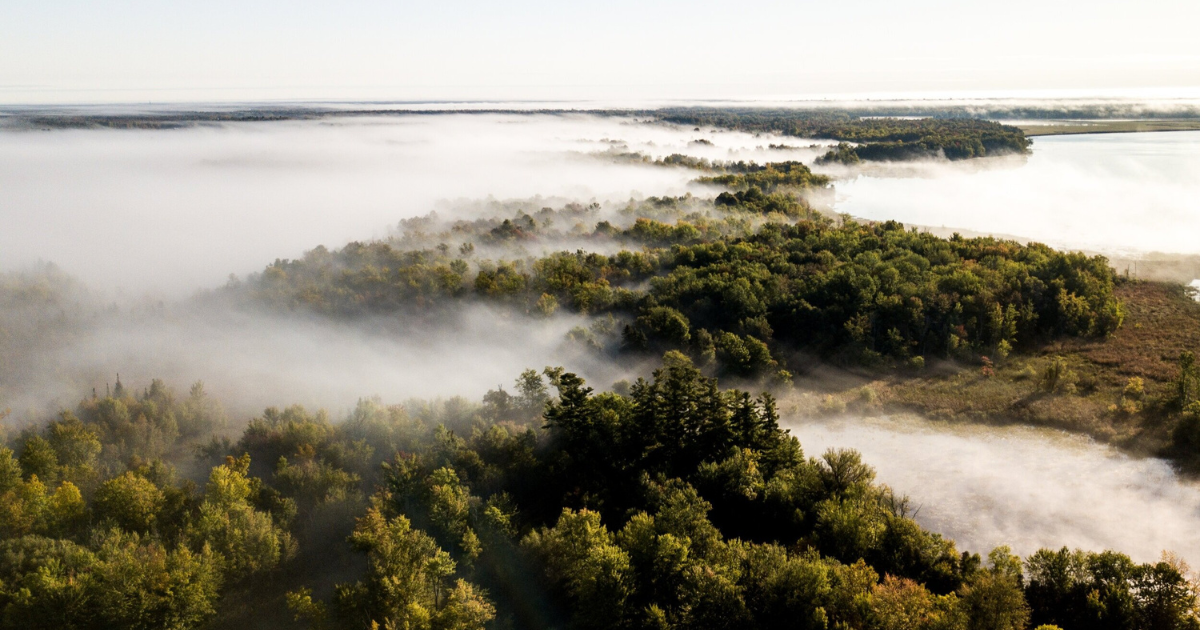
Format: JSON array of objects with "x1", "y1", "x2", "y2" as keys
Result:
[
  {"x1": 792, "y1": 281, "x2": 1200, "y2": 466},
  {"x1": 1020, "y1": 119, "x2": 1200, "y2": 136}
]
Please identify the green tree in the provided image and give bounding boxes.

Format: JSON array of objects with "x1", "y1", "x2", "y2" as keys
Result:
[
  {"x1": 43, "y1": 481, "x2": 86, "y2": 537},
  {"x1": 88, "y1": 529, "x2": 223, "y2": 630},
  {"x1": 957, "y1": 547, "x2": 1029, "y2": 630},
  {"x1": 523, "y1": 508, "x2": 631, "y2": 630},
  {"x1": 17, "y1": 436, "x2": 58, "y2": 486},
  {"x1": 190, "y1": 456, "x2": 293, "y2": 576},
  {"x1": 93, "y1": 472, "x2": 165, "y2": 533},
  {"x1": 46, "y1": 412, "x2": 101, "y2": 485},
  {"x1": 320, "y1": 507, "x2": 495, "y2": 630},
  {"x1": 869, "y1": 575, "x2": 965, "y2": 630},
  {"x1": 0, "y1": 448, "x2": 22, "y2": 494},
  {"x1": 0, "y1": 532, "x2": 222, "y2": 630}
]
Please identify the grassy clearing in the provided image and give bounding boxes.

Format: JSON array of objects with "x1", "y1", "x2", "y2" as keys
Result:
[
  {"x1": 1020, "y1": 119, "x2": 1200, "y2": 136},
  {"x1": 791, "y1": 281, "x2": 1200, "y2": 464}
]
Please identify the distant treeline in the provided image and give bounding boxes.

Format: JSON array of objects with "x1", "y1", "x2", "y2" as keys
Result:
[
  {"x1": 9, "y1": 102, "x2": 1200, "y2": 132},
  {"x1": 695, "y1": 160, "x2": 831, "y2": 191},
  {"x1": 1, "y1": 364, "x2": 1195, "y2": 629},
  {"x1": 597, "y1": 151, "x2": 835, "y2": 193},
  {"x1": 649, "y1": 104, "x2": 1200, "y2": 123},
  {"x1": 242, "y1": 198, "x2": 1123, "y2": 381},
  {"x1": 651, "y1": 109, "x2": 1032, "y2": 162},
  {"x1": 601, "y1": 149, "x2": 829, "y2": 180}
]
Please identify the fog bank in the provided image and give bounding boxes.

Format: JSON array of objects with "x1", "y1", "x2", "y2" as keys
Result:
[
  {"x1": 0, "y1": 114, "x2": 812, "y2": 296},
  {"x1": 0, "y1": 295, "x2": 641, "y2": 422},
  {"x1": 828, "y1": 131, "x2": 1200, "y2": 258},
  {"x1": 789, "y1": 415, "x2": 1200, "y2": 564}
]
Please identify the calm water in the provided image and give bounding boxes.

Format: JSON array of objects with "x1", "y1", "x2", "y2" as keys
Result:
[{"x1": 832, "y1": 131, "x2": 1200, "y2": 257}]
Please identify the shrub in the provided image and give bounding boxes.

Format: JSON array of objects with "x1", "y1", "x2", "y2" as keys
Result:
[{"x1": 1040, "y1": 358, "x2": 1077, "y2": 394}]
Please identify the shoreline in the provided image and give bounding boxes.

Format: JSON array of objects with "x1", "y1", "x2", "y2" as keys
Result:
[{"x1": 1018, "y1": 119, "x2": 1200, "y2": 137}]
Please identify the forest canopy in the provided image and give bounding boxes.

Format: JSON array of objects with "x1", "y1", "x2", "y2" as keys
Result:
[
  {"x1": 242, "y1": 202, "x2": 1123, "y2": 382},
  {"x1": 0, "y1": 364, "x2": 1194, "y2": 629}
]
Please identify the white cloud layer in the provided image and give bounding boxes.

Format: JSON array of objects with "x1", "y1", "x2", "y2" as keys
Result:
[
  {"x1": 0, "y1": 114, "x2": 806, "y2": 295},
  {"x1": 829, "y1": 130, "x2": 1200, "y2": 257},
  {"x1": 790, "y1": 415, "x2": 1200, "y2": 564}
]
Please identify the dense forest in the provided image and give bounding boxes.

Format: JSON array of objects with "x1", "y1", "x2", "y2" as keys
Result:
[
  {"x1": 0, "y1": 361, "x2": 1196, "y2": 630},
  {"x1": 243, "y1": 188, "x2": 1123, "y2": 382}
]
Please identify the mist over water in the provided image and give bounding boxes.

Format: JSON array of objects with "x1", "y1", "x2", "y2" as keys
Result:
[
  {"x1": 830, "y1": 130, "x2": 1200, "y2": 257},
  {"x1": 0, "y1": 114, "x2": 812, "y2": 296},
  {"x1": 789, "y1": 415, "x2": 1200, "y2": 564}
]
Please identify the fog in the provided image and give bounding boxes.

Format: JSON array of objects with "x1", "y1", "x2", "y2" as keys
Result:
[
  {"x1": 790, "y1": 415, "x2": 1200, "y2": 564},
  {"x1": 0, "y1": 113, "x2": 813, "y2": 296},
  {"x1": 0, "y1": 112, "x2": 818, "y2": 417},
  {"x1": 828, "y1": 131, "x2": 1200, "y2": 258},
  {"x1": 0, "y1": 286, "x2": 645, "y2": 421}
]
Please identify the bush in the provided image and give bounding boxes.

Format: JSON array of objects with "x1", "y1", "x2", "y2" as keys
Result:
[
  {"x1": 1040, "y1": 358, "x2": 1078, "y2": 394},
  {"x1": 820, "y1": 395, "x2": 847, "y2": 416},
  {"x1": 1123, "y1": 376, "x2": 1145, "y2": 400}
]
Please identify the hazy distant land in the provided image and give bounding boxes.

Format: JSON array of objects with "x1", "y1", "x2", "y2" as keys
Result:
[{"x1": 1020, "y1": 119, "x2": 1200, "y2": 136}]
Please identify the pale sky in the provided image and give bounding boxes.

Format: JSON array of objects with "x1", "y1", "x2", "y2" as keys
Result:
[{"x1": 2, "y1": 0, "x2": 1199, "y2": 104}]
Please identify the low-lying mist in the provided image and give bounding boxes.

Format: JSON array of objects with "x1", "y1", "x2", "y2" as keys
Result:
[
  {"x1": 827, "y1": 130, "x2": 1200, "y2": 259},
  {"x1": 0, "y1": 113, "x2": 813, "y2": 296},
  {"x1": 0, "y1": 287, "x2": 641, "y2": 422},
  {"x1": 0, "y1": 110, "x2": 820, "y2": 424},
  {"x1": 789, "y1": 414, "x2": 1200, "y2": 564}
]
